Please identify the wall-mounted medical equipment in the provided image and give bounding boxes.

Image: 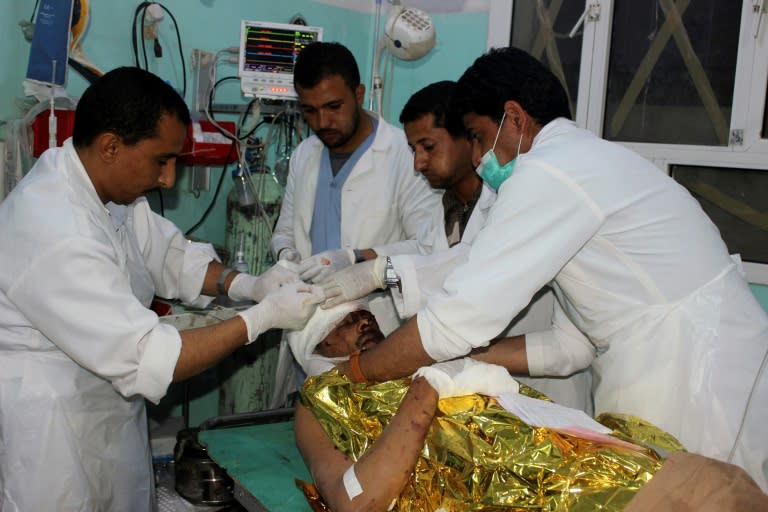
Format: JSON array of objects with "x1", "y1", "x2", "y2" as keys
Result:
[
  {"x1": 179, "y1": 120, "x2": 238, "y2": 166},
  {"x1": 30, "y1": 108, "x2": 75, "y2": 157},
  {"x1": 238, "y1": 20, "x2": 323, "y2": 100},
  {"x1": 25, "y1": 0, "x2": 75, "y2": 154},
  {"x1": 383, "y1": 5, "x2": 435, "y2": 61},
  {"x1": 26, "y1": 0, "x2": 73, "y2": 86},
  {"x1": 369, "y1": 3, "x2": 436, "y2": 115}
]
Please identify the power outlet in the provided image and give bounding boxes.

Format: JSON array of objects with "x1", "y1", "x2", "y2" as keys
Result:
[
  {"x1": 190, "y1": 165, "x2": 210, "y2": 192},
  {"x1": 143, "y1": 24, "x2": 157, "y2": 40}
]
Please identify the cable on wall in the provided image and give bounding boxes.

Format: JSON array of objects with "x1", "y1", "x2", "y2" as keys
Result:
[{"x1": 131, "y1": 1, "x2": 187, "y2": 97}]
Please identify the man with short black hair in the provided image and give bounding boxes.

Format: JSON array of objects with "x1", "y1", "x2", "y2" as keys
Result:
[
  {"x1": 271, "y1": 42, "x2": 439, "y2": 336},
  {"x1": 0, "y1": 66, "x2": 323, "y2": 510},
  {"x1": 320, "y1": 80, "x2": 592, "y2": 412},
  {"x1": 338, "y1": 47, "x2": 768, "y2": 491}
]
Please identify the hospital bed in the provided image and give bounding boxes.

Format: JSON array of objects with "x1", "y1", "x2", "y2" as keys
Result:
[{"x1": 190, "y1": 411, "x2": 312, "y2": 511}]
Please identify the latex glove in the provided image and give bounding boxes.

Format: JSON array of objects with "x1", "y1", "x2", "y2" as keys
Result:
[
  {"x1": 413, "y1": 359, "x2": 466, "y2": 398},
  {"x1": 278, "y1": 248, "x2": 301, "y2": 264},
  {"x1": 228, "y1": 261, "x2": 300, "y2": 303},
  {"x1": 413, "y1": 358, "x2": 519, "y2": 399},
  {"x1": 319, "y1": 257, "x2": 386, "y2": 309},
  {"x1": 452, "y1": 359, "x2": 520, "y2": 397},
  {"x1": 298, "y1": 248, "x2": 355, "y2": 283},
  {"x1": 237, "y1": 282, "x2": 325, "y2": 343}
]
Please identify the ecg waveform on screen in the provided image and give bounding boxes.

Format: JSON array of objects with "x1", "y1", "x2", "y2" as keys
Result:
[{"x1": 242, "y1": 27, "x2": 317, "y2": 74}]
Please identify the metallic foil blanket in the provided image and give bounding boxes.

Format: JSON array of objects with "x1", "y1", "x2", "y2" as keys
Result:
[{"x1": 299, "y1": 370, "x2": 684, "y2": 511}]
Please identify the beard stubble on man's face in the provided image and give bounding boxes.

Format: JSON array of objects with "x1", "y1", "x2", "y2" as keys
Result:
[
  {"x1": 318, "y1": 105, "x2": 360, "y2": 150},
  {"x1": 357, "y1": 329, "x2": 383, "y2": 352}
]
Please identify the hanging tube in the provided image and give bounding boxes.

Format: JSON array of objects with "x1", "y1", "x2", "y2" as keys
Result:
[{"x1": 368, "y1": 0, "x2": 383, "y2": 111}]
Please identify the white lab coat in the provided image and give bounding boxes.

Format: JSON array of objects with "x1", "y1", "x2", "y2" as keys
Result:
[
  {"x1": 0, "y1": 140, "x2": 218, "y2": 511},
  {"x1": 389, "y1": 184, "x2": 498, "y2": 318},
  {"x1": 269, "y1": 112, "x2": 439, "y2": 408},
  {"x1": 417, "y1": 118, "x2": 768, "y2": 489},
  {"x1": 271, "y1": 111, "x2": 440, "y2": 334},
  {"x1": 390, "y1": 184, "x2": 593, "y2": 412},
  {"x1": 272, "y1": 111, "x2": 440, "y2": 261}
]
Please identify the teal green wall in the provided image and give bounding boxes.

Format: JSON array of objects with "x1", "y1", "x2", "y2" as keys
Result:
[
  {"x1": 1, "y1": 2, "x2": 32, "y2": 127},
  {"x1": 752, "y1": 284, "x2": 768, "y2": 312}
]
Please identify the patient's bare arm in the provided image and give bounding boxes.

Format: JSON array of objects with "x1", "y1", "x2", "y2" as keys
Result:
[
  {"x1": 470, "y1": 334, "x2": 530, "y2": 374},
  {"x1": 294, "y1": 376, "x2": 438, "y2": 512}
]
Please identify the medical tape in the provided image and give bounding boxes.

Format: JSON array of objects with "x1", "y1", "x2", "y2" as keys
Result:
[{"x1": 342, "y1": 464, "x2": 363, "y2": 500}]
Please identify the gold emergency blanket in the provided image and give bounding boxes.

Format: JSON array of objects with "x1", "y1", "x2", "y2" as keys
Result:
[{"x1": 298, "y1": 370, "x2": 685, "y2": 511}]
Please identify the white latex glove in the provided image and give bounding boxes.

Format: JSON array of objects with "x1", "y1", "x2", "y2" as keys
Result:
[
  {"x1": 228, "y1": 261, "x2": 300, "y2": 303},
  {"x1": 452, "y1": 359, "x2": 520, "y2": 397},
  {"x1": 278, "y1": 248, "x2": 301, "y2": 263},
  {"x1": 413, "y1": 358, "x2": 519, "y2": 399},
  {"x1": 298, "y1": 248, "x2": 355, "y2": 283},
  {"x1": 319, "y1": 257, "x2": 386, "y2": 309},
  {"x1": 413, "y1": 359, "x2": 466, "y2": 398},
  {"x1": 237, "y1": 282, "x2": 325, "y2": 343}
]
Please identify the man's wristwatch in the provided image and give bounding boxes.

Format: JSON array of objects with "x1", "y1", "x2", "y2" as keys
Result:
[{"x1": 384, "y1": 256, "x2": 401, "y2": 293}]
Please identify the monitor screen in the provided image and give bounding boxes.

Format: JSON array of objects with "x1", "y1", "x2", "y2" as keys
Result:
[{"x1": 239, "y1": 20, "x2": 323, "y2": 100}]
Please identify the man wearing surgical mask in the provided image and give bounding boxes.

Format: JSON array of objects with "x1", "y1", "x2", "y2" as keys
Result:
[
  {"x1": 319, "y1": 80, "x2": 593, "y2": 412},
  {"x1": 336, "y1": 46, "x2": 768, "y2": 491}
]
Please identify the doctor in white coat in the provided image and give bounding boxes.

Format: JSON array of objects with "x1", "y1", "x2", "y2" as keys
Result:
[
  {"x1": 0, "y1": 68, "x2": 323, "y2": 511},
  {"x1": 321, "y1": 81, "x2": 593, "y2": 412},
  {"x1": 268, "y1": 43, "x2": 439, "y2": 407},
  {"x1": 337, "y1": 48, "x2": 768, "y2": 490},
  {"x1": 271, "y1": 42, "x2": 439, "y2": 337}
]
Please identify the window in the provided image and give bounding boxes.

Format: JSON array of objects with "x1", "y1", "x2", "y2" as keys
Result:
[
  {"x1": 510, "y1": 1, "x2": 585, "y2": 118},
  {"x1": 671, "y1": 165, "x2": 768, "y2": 265},
  {"x1": 492, "y1": 1, "x2": 768, "y2": 283},
  {"x1": 603, "y1": 1, "x2": 741, "y2": 146}
]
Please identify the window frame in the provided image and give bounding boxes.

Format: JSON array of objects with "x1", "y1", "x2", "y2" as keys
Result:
[{"x1": 491, "y1": 1, "x2": 768, "y2": 283}]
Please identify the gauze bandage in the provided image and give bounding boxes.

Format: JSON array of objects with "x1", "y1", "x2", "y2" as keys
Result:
[
  {"x1": 343, "y1": 464, "x2": 363, "y2": 500},
  {"x1": 286, "y1": 300, "x2": 368, "y2": 376}
]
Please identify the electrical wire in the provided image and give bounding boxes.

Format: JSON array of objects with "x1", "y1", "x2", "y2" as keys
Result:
[
  {"x1": 131, "y1": 2, "x2": 187, "y2": 97},
  {"x1": 184, "y1": 142, "x2": 237, "y2": 236},
  {"x1": 238, "y1": 98, "x2": 263, "y2": 140},
  {"x1": 131, "y1": 2, "x2": 152, "y2": 69},
  {"x1": 185, "y1": 73, "x2": 272, "y2": 238},
  {"x1": 230, "y1": 101, "x2": 302, "y2": 273},
  {"x1": 152, "y1": 2, "x2": 187, "y2": 97},
  {"x1": 67, "y1": 58, "x2": 101, "y2": 84},
  {"x1": 204, "y1": 53, "x2": 242, "y2": 148},
  {"x1": 206, "y1": 77, "x2": 240, "y2": 140},
  {"x1": 141, "y1": 7, "x2": 149, "y2": 70},
  {"x1": 187, "y1": 52, "x2": 304, "y2": 264},
  {"x1": 240, "y1": 119, "x2": 268, "y2": 142},
  {"x1": 30, "y1": 0, "x2": 40, "y2": 22}
]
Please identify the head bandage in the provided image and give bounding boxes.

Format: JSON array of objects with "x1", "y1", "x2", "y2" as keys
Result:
[{"x1": 286, "y1": 300, "x2": 369, "y2": 376}]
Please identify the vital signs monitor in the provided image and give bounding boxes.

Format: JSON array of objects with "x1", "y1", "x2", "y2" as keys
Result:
[{"x1": 238, "y1": 20, "x2": 323, "y2": 100}]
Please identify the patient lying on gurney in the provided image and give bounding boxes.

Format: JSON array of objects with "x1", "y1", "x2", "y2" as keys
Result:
[{"x1": 287, "y1": 302, "x2": 768, "y2": 512}]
